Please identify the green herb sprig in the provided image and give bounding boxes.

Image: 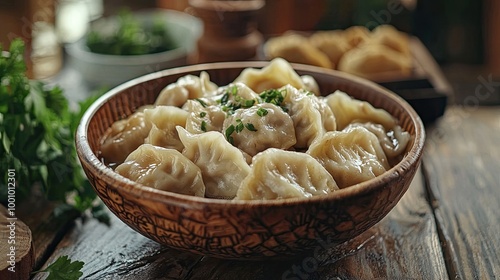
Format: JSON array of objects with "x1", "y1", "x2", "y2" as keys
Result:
[
  {"x1": 224, "y1": 118, "x2": 258, "y2": 144},
  {"x1": 0, "y1": 39, "x2": 107, "y2": 223},
  {"x1": 32, "y1": 255, "x2": 84, "y2": 280},
  {"x1": 219, "y1": 85, "x2": 257, "y2": 115}
]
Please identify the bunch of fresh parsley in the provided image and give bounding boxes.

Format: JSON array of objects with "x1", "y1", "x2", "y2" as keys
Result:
[
  {"x1": 0, "y1": 39, "x2": 107, "y2": 218},
  {"x1": 1, "y1": 39, "x2": 110, "y2": 279}
]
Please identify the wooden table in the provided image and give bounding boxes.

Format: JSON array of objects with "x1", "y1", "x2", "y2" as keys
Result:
[{"x1": 16, "y1": 69, "x2": 500, "y2": 279}]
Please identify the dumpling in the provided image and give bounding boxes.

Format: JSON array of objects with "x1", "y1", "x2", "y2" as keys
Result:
[
  {"x1": 115, "y1": 144, "x2": 205, "y2": 197},
  {"x1": 300, "y1": 75, "x2": 320, "y2": 96},
  {"x1": 155, "y1": 71, "x2": 218, "y2": 106},
  {"x1": 325, "y1": 90, "x2": 397, "y2": 130},
  {"x1": 309, "y1": 30, "x2": 351, "y2": 69},
  {"x1": 234, "y1": 58, "x2": 318, "y2": 94},
  {"x1": 222, "y1": 103, "x2": 296, "y2": 156},
  {"x1": 371, "y1": 25, "x2": 411, "y2": 57},
  {"x1": 100, "y1": 111, "x2": 152, "y2": 164},
  {"x1": 337, "y1": 43, "x2": 412, "y2": 80},
  {"x1": 280, "y1": 85, "x2": 336, "y2": 148},
  {"x1": 143, "y1": 106, "x2": 188, "y2": 151},
  {"x1": 236, "y1": 148, "x2": 339, "y2": 200},
  {"x1": 184, "y1": 100, "x2": 226, "y2": 134},
  {"x1": 343, "y1": 25, "x2": 371, "y2": 48},
  {"x1": 307, "y1": 126, "x2": 390, "y2": 189},
  {"x1": 176, "y1": 127, "x2": 250, "y2": 199},
  {"x1": 345, "y1": 122, "x2": 410, "y2": 163},
  {"x1": 214, "y1": 82, "x2": 261, "y2": 113},
  {"x1": 264, "y1": 33, "x2": 332, "y2": 69}
]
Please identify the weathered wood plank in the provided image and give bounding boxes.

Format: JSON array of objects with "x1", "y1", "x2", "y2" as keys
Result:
[
  {"x1": 17, "y1": 194, "x2": 80, "y2": 270},
  {"x1": 33, "y1": 167, "x2": 446, "y2": 279},
  {"x1": 423, "y1": 106, "x2": 500, "y2": 279}
]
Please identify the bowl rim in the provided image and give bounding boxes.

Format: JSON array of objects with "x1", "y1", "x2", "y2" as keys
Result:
[
  {"x1": 65, "y1": 9, "x2": 202, "y2": 66},
  {"x1": 76, "y1": 61, "x2": 425, "y2": 208}
]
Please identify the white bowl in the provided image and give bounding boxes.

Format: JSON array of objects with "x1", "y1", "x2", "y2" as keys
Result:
[{"x1": 66, "y1": 9, "x2": 202, "y2": 88}]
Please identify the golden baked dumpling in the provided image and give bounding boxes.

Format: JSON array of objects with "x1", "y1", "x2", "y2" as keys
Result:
[
  {"x1": 264, "y1": 33, "x2": 332, "y2": 69},
  {"x1": 337, "y1": 43, "x2": 412, "y2": 80},
  {"x1": 309, "y1": 30, "x2": 351, "y2": 69}
]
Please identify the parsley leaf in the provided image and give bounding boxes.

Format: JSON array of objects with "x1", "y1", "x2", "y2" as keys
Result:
[
  {"x1": 0, "y1": 39, "x2": 107, "y2": 221},
  {"x1": 34, "y1": 255, "x2": 84, "y2": 280}
]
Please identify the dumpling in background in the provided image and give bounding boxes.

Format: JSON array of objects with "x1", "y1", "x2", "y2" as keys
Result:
[
  {"x1": 308, "y1": 126, "x2": 390, "y2": 189},
  {"x1": 371, "y1": 25, "x2": 411, "y2": 57},
  {"x1": 234, "y1": 58, "x2": 319, "y2": 94},
  {"x1": 337, "y1": 43, "x2": 412, "y2": 80},
  {"x1": 184, "y1": 100, "x2": 226, "y2": 134},
  {"x1": 176, "y1": 127, "x2": 250, "y2": 199},
  {"x1": 236, "y1": 149, "x2": 339, "y2": 200},
  {"x1": 325, "y1": 90, "x2": 397, "y2": 130},
  {"x1": 345, "y1": 122, "x2": 410, "y2": 163},
  {"x1": 281, "y1": 85, "x2": 336, "y2": 148},
  {"x1": 264, "y1": 33, "x2": 332, "y2": 69},
  {"x1": 143, "y1": 106, "x2": 188, "y2": 151},
  {"x1": 300, "y1": 75, "x2": 320, "y2": 95},
  {"x1": 115, "y1": 144, "x2": 205, "y2": 197},
  {"x1": 309, "y1": 30, "x2": 351, "y2": 69},
  {"x1": 155, "y1": 71, "x2": 218, "y2": 106},
  {"x1": 100, "y1": 111, "x2": 152, "y2": 164},
  {"x1": 222, "y1": 103, "x2": 296, "y2": 156},
  {"x1": 343, "y1": 25, "x2": 371, "y2": 48}
]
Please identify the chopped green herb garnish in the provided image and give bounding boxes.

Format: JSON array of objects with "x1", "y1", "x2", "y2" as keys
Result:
[
  {"x1": 225, "y1": 124, "x2": 235, "y2": 144},
  {"x1": 195, "y1": 98, "x2": 208, "y2": 107},
  {"x1": 235, "y1": 119, "x2": 244, "y2": 133},
  {"x1": 199, "y1": 112, "x2": 207, "y2": 118},
  {"x1": 230, "y1": 85, "x2": 238, "y2": 95},
  {"x1": 243, "y1": 99, "x2": 256, "y2": 107},
  {"x1": 260, "y1": 88, "x2": 287, "y2": 106},
  {"x1": 245, "y1": 123, "x2": 257, "y2": 131},
  {"x1": 201, "y1": 120, "x2": 207, "y2": 132},
  {"x1": 220, "y1": 93, "x2": 229, "y2": 105},
  {"x1": 256, "y1": 107, "x2": 268, "y2": 117}
]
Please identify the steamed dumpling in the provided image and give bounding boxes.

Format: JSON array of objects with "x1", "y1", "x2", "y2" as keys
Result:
[
  {"x1": 346, "y1": 122, "x2": 410, "y2": 162},
  {"x1": 115, "y1": 144, "x2": 205, "y2": 197},
  {"x1": 325, "y1": 90, "x2": 397, "y2": 130},
  {"x1": 236, "y1": 148, "x2": 339, "y2": 200},
  {"x1": 371, "y1": 25, "x2": 411, "y2": 57},
  {"x1": 143, "y1": 106, "x2": 188, "y2": 151},
  {"x1": 337, "y1": 43, "x2": 412, "y2": 79},
  {"x1": 343, "y1": 25, "x2": 371, "y2": 48},
  {"x1": 222, "y1": 103, "x2": 296, "y2": 156},
  {"x1": 309, "y1": 30, "x2": 351, "y2": 69},
  {"x1": 177, "y1": 127, "x2": 250, "y2": 199},
  {"x1": 307, "y1": 126, "x2": 390, "y2": 188},
  {"x1": 184, "y1": 100, "x2": 226, "y2": 134},
  {"x1": 100, "y1": 111, "x2": 152, "y2": 164},
  {"x1": 234, "y1": 58, "x2": 319, "y2": 94},
  {"x1": 155, "y1": 72, "x2": 218, "y2": 106},
  {"x1": 264, "y1": 33, "x2": 332, "y2": 69},
  {"x1": 281, "y1": 85, "x2": 336, "y2": 148}
]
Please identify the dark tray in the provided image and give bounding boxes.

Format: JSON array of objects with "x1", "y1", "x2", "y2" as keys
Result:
[{"x1": 374, "y1": 38, "x2": 452, "y2": 124}]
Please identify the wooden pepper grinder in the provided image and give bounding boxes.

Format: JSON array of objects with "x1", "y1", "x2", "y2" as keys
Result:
[{"x1": 189, "y1": 0, "x2": 265, "y2": 63}]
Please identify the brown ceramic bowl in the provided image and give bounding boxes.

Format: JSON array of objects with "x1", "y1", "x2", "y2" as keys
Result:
[{"x1": 76, "y1": 61, "x2": 425, "y2": 260}]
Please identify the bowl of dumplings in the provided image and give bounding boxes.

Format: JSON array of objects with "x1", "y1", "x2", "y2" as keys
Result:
[{"x1": 76, "y1": 58, "x2": 425, "y2": 260}]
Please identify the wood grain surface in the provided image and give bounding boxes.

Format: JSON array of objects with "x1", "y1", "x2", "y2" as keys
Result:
[{"x1": 423, "y1": 107, "x2": 500, "y2": 279}]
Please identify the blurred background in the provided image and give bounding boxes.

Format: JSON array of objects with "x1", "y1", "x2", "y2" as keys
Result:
[{"x1": 1, "y1": 0, "x2": 498, "y2": 104}]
